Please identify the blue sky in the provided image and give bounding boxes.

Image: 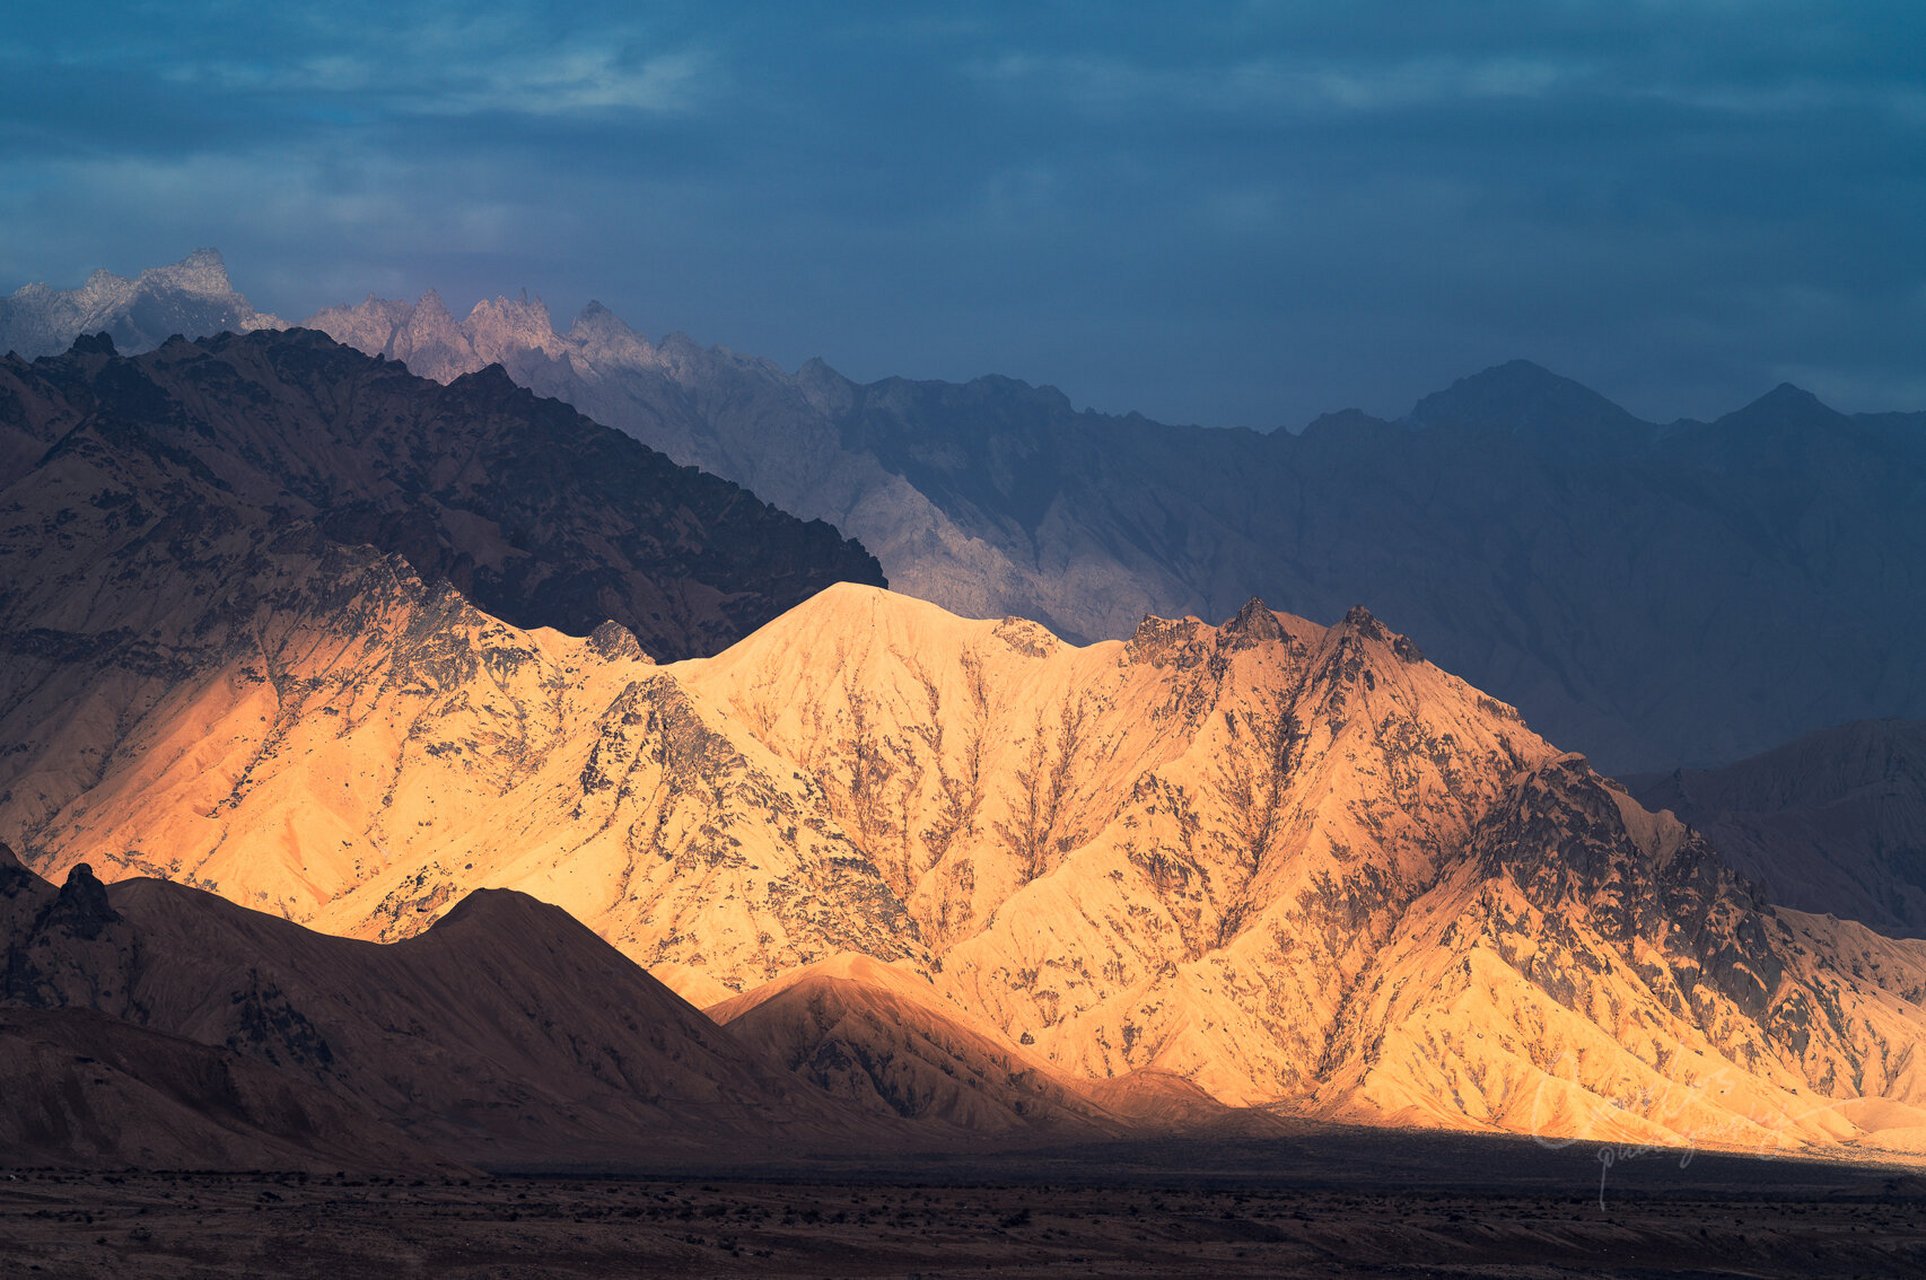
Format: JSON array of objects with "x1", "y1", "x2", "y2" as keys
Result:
[{"x1": 3, "y1": 1, "x2": 1922, "y2": 427}]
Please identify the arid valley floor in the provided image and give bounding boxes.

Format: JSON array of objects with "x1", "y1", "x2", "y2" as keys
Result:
[{"x1": 6, "y1": 1135, "x2": 1925, "y2": 1278}]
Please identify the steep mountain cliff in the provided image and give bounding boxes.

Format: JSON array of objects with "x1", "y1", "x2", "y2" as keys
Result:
[
  {"x1": 1630, "y1": 720, "x2": 1926, "y2": 938},
  {"x1": 304, "y1": 291, "x2": 1926, "y2": 773},
  {"x1": 0, "y1": 250, "x2": 283, "y2": 358}
]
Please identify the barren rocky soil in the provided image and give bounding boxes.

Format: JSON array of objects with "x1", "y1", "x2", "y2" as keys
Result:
[{"x1": 5, "y1": 1136, "x2": 1923, "y2": 1278}]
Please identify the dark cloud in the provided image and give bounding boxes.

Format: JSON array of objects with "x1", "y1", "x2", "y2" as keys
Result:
[{"x1": 3, "y1": 0, "x2": 1921, "y2": 425}]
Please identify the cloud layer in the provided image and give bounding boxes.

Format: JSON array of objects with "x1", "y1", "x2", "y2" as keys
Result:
[{"x1": 3, "y1": 0, "x2": 1921, "y2": 426}]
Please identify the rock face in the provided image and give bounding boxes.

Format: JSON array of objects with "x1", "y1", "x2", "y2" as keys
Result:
[
  {"x1": 1629, "y1": 720, "x2": 1926, "y2": 938},
  {"x1": 303, "y1": 294, "x2": 1926, "y2": 774},
  {"x1": 10, "y1": 549, "x2": 1926, "y2": 1155},
  {"x1": 0, "y1": 328, "x2": 883, "y2": 659},
  {"x1": 0, "y1": 250, "x2": 284, "y2": 358}
]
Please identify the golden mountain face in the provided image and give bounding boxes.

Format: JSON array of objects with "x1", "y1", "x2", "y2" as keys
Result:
[{"x1": 12, "y1": 565, "x2": 1926, "y2": 1157}]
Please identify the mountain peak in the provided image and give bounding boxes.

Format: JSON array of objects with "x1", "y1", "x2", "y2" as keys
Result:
[
  {"x1": 468, "y1": 292, "x2": 552, "y2": 325},
  {"x1": 1300, "y1": 407, "x2": 1395, "y2": 439},
  {"x1": 1404, "y1": 359, "x2": 1646, "y2": 440},
  {"x1": 2, "y1": 251, "x2": 280, "y2": 359},
  {"x1": 798, "y1": 355, "x2": 844, "y2": 384},
  {"x1": 569, "y1": 299, "x2": 630, "y2": 336},
  {"x1": 1340, "y1": 602, "x2": 1388, "y2": 635},
  {"x1": 66, "y1": 332, "x2": 118, "y2": 357},
  {"x1": 588, "y1": 619, "x2": 650, "y2": 664},
  {"x1": 41, "y1": 862, "x2": 120, "y2": 939},
  {"x1": 562, "y1": 300, "x2": 659, "y2": 369},
  {"x1": 1715, "y1": 381, "x2": 1844, "y2": 431},
  {"x1": 451, "y1": 362, "x2": 519, "y2": 393},
  {"x1": 1759, "y1": 381, "x2": 1826, "y2": 409},
  {"x1": 1336, "y1": 604, "x2": 1426, "y2": 663},
  {"x1": 143, "y1": 248, "x2": 235, "y2": 297},
  {"x1": 177, "y1": 247, "x2": 227, "y2": 275},
  {"x1": 1221, "y1": 596, "x2": 1287, "y2": 647},
  {"x1": 429, "y1": 886, "x2": 555, "y2": 934}
]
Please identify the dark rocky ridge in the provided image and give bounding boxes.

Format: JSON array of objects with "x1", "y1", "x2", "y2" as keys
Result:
[
  {"x1": 0, "y1": 844, "x2": 864, "y2": 1168},
  {"x1": 0, "y1": 328, "x2": 883, "y2": 659}
]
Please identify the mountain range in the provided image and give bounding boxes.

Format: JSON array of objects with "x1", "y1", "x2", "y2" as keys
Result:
[
  {"x1": 14, "y1": 253, "x2": 1923, "y2": 771},
  {"x1": 3, "y1": 259, "x2": 1924, "y2": 1172},
  {"x1": 0, "y1": 846, "x2": 1135, "y2": 1171},
  {"x1": 2, "y1": 331, "x2": 1924, "y2": 1160},
  {"x1": 298, "y1": 285, "x2": 1926, "y2": 775},
  {"x1": 0, "y1": 325, "x2": 878, "y2": 663}
]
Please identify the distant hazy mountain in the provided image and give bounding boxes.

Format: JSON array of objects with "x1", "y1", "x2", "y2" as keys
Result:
[
  {"x1": 306, "y1": 291, "x2": 1926, "y2": 773},
  {"x1": 0, "y1": 250, "x2": 283, "y2": 358},
  {"x1": 1631, "y1": 720, "x2": 1926, "y2": 938}
]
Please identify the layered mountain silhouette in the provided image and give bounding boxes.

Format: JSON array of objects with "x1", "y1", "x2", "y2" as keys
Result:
[
  {"x1": 1630, "y1": 720, "x2": 1926, "y2": 939},
  {"x1": 298, "y1": 290, "x2": 1926, "y2": 773}
]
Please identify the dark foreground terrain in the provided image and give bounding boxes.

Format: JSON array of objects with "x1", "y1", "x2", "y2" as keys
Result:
[{"x1": 4, "y1": 1136, "x2": 1924, "y2": 1278}]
